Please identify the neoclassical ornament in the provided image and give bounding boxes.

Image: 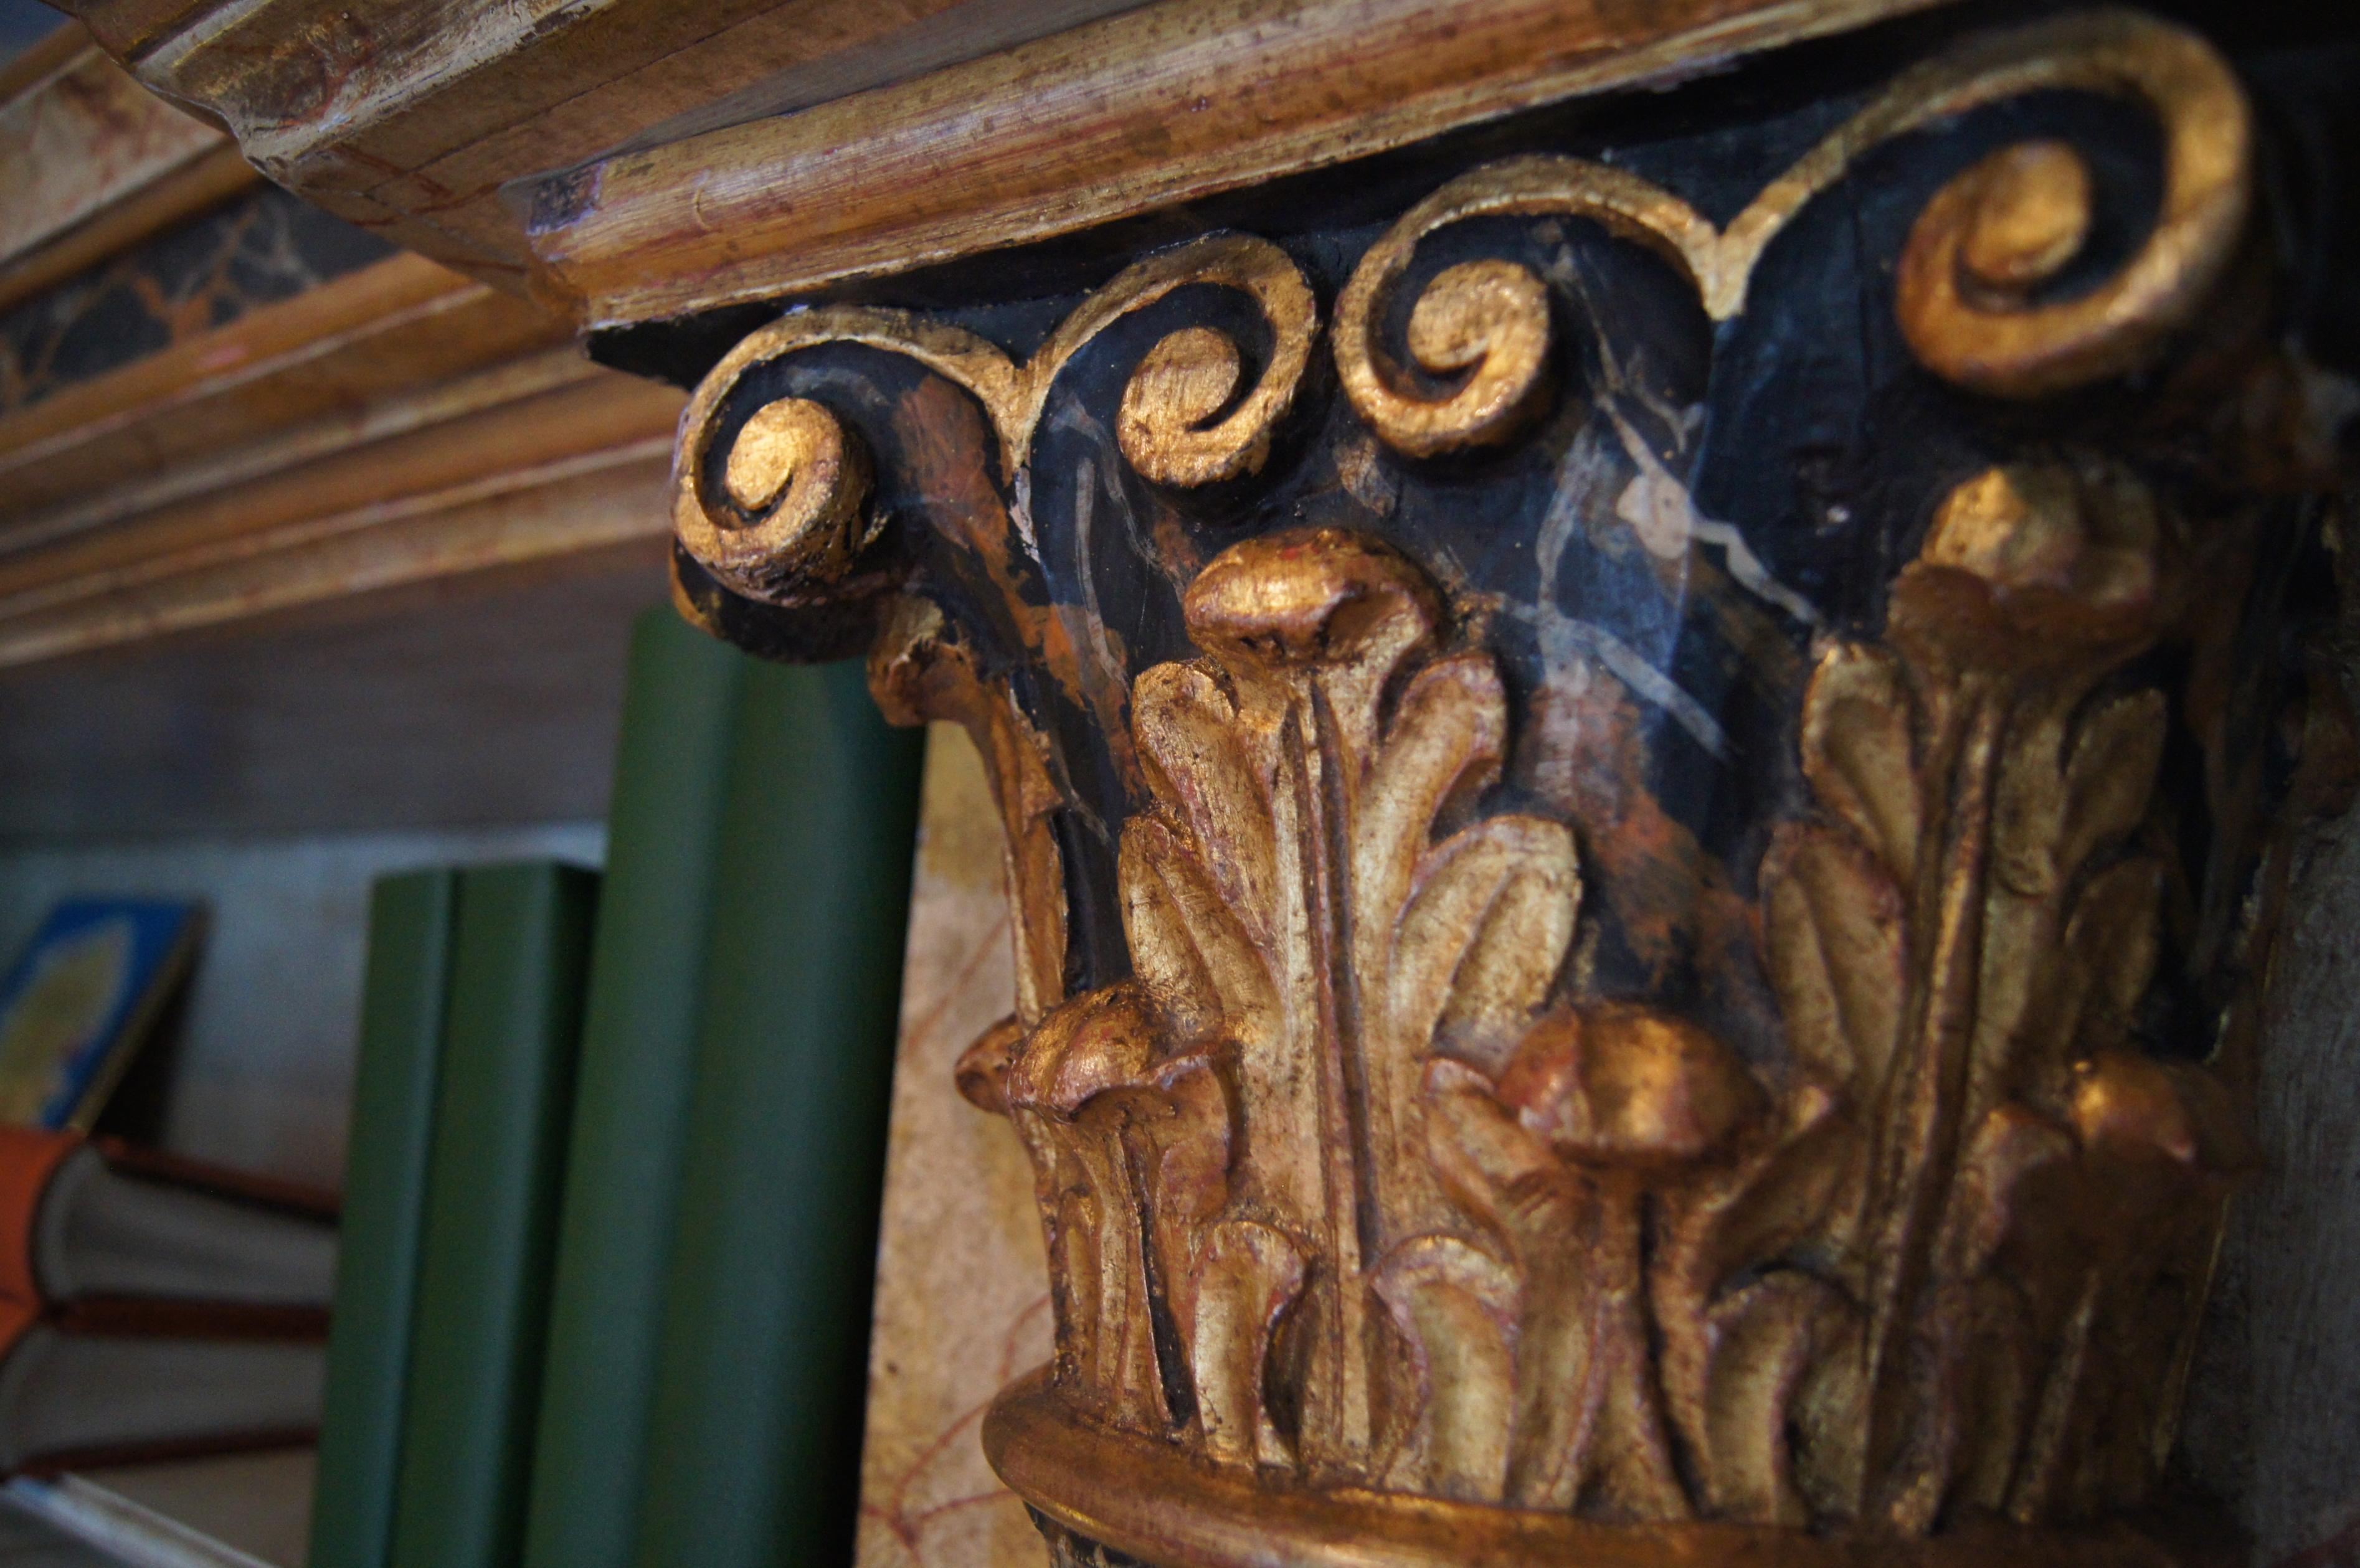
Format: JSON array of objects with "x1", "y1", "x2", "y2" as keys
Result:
[
  {"x1": 1330, "y1": 8, "x2": 2252, "y2": 456},
  {"x1": 663, "y1": 8, "x2": 2344, "y2": 1565}
]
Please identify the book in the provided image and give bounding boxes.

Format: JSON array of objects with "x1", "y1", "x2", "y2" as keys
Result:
[
  {"x1": 520, "y1": 609, "x2": 745, "y2": 1568},
  {"x1": 306, "y1": 871, "x2": 455, "y2": 1568},
  {"x1": 0, "y1": 1128, "x2": 335, "y2": 1322},
  {"x1": 386, "y1": 862, "x2": 597, "y2": 1568},
  {"x1": 0, "y1": 901, "x2": 203, "y2": 1131},
  {"x1": 0, "y1": 1296, "x2": 321, "y2": 1476},
  {"x1": 0, "y1": 1123, "x2": 339, "y2": 1483},
  {"x1": 630, "y1": 657, "x2": 923, "y2": 1568}
]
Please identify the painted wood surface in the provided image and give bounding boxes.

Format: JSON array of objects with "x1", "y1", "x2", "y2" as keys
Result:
[
  {"x1": 55, "y1": 0, "x2": 1947, "y2": 326},
  {"x1": 57, "y1": 0, "x2": 1159, "y2": 290},
  {"x1": 0, "y1": 239, "x2": 681, "y2": 668},
  {"x1": 0, "y1": 26, "x2": 235, "y2": 303},
  {"x1": 526, "y1": 0, "x2": 1951, "y2": 329},
  {"x1": 2184, "y1": 782, "x2": 2360, "y2": 1567},
  {"x1": 1, "y1": 182, "x2": 394, "y2": 418}
]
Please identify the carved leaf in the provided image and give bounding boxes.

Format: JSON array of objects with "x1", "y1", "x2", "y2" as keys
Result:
[
  {"x1": 1991, "y1": 687, "x2": 2075, "y2": 901},
  {"x1": 1971, "y1": 687, "x2": 2166, "y2": 1152},
  {"x1": 1131, "y1": 661, "x2": 1279, "y2": 945},
  {"x1": 1039, "y1": 1115, "x2": 1167, "y2": 1425},
  {"x1": 1422, "y1": 1057, "x2": 1560, "y2": 1240},
  {"x1": 2056, "y1": 854, "x2": 2164, "y2": 1056},
  {"x1": 1655, "y1": 1084, "x2": 1857, "y2": 1516},
  {"x1": 1800, "y1": 643, "x2": 1921, "y2": 877},
  {"x1": 1353, "y1": 651, "x2": 1510, "y2": 957},
  {"x1": 866, "y1": 609, "x2": 1070, "y2": 1026},
  {"x1": 1761, "y1": 823, "x2": 1907, "y2": 1091},
  {"x1": 1137, "y1": 1056, "x2": 1238, "y2": 1355},
  {"x1": 1393, "y1": 816, "x2": 1579, "y2": 1070},
  {"x1": 970, "y1": 696, "x2": 1074, "y2": 1027},
  {"x1": 1936, "y1": 1103, "x2": 2078, "y2": 1283},
  {"x1": 1372, "y1": 1234, "x2": 1520, "y2": 1503},
  {"x1": 1887, "y1": 1106, "x2": 2085, "y2": 1529},
  {"x1": 1140, "y1": 1053, "x2": 1234, "y2": 1229},
  {"x1": 1696, "y1": 1272, "x2": 1856, "y2": 1524},
  {"x1": 1121, "y1": 813, "x2": 1277, "y2": 1044},
  {"x1": 2059, "y1": 688, "x2": 2166, "y2": 878},
  {"x1": 1188, "y1": 1219, "x2": 1307, "y2": 1467},
  {"x1": 1007, "y1": 988, "x2": 1228, "y2": 1434},
  {"x1": 953, "y1": 1014, "x2": 1025, "y2": 1115},
  {"x1": 1334, "y1": 651, "x2": 1542, "y2": 1243},
  {"x1": 1951, "y1": 1278, "x2": 2037, "y2": 1514},
  {"x1": 1661, "y1": 1083, "x2": 1854, "y2": 1314}
]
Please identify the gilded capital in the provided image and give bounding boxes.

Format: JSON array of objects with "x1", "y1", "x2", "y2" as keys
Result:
[{"x1": 664, "y1": 10, "x2": 2349, "y2": 1564}]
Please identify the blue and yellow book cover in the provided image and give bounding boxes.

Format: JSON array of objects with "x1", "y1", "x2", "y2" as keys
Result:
[{"x1": 0, "y1": 901, "x2": 204, "y2": 1130}]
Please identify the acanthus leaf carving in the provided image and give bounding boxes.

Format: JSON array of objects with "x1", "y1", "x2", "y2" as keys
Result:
[
  {"x1": 968, "y1": 526, "x2": 1587, "y2": 1488},
  {"x1": 1739, "y1": 452, "x2": 2245, "y2": 1533},
  {"x1": 969, "y1": 454, "x2": 2257, "y2": 1545}
]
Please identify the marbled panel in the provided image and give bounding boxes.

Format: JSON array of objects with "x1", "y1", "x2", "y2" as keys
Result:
[
  {"x1": 857, "y1": 723, "x2": 1053, "y2": 1568},
  {"x1": 0, "y1": 182, "x2": 394, "y2": 414}
]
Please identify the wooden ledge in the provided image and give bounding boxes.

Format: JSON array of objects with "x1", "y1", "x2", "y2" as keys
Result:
[
  {"x1": 0, "y1": 245, "x2": 680, "y2": 669},
  {"x1": 0, "y1": 22, "x2": 257, "y2": 316},
  {"x1": 521, "y1": 0, "x2": 1951, "y2": 329},
  {"x1": 59, "y1": 0, "x2": 1159, "y2": 296},
  {"x1": 59, "y1": 0, "x2": 1953, "y2": 331},
  {"x1": 982, "y1": 1371, "x2": 2232, "y2": 1568},
  {"x1": 0, "y1": 253, "x2": 567, "y2": 526}
]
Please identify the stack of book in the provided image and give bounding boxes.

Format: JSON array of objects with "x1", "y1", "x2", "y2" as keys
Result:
[
  {"x1": 0, "y1": 1128, "x2": 336, "y2": 1476},
  {"x1": 310, "y1": 610, "x2": 924, "y2": 1568},
  {"x1": 0, "y1": 866, "x2": 333, "y2": 1566}
]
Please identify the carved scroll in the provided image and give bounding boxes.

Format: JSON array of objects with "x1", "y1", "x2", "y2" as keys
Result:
[{"x1": 1334, "y1": 9, "x2": 2252, "y2": 454}]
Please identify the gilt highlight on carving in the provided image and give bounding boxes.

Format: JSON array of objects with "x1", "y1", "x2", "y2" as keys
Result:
[{"x1": 656, "y1": 9, "x2": 2340, "y2": 1565}]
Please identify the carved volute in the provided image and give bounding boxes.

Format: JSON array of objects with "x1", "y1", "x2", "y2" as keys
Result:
[{"x1": 661, "y1": 9, "x2": 2350, "y2": 1564}]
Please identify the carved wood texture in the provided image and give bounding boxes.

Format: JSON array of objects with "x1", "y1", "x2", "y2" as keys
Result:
[{"x1": 665, "y1": 9, "x2": 2351, "y2": 1564}]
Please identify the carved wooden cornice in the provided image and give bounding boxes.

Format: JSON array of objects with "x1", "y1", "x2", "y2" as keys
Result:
[
  {"x1": 652, "y1": 6, "x2": 2350, "y2": 1564},
  {"x1": 0, "y1": 23, "x2": 254, "y2": 317},
  {"x1": 50, "y1": 0, "x2": 1956, "y2": 325}
]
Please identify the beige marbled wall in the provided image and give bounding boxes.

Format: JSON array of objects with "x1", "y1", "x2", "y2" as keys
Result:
[{"x1": 857, "y1": 724, "x2": 1052, "y2": 1568}]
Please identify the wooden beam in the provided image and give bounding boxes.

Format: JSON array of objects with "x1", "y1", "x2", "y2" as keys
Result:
[
  {"x1": 0, "y1": 24, "x2": 258, "y2": 315},
  {"x1": 0, "y1": 443, "x2": 673, "y2": 669},
  {"x1": 60, "y1": 0, "x2": 1951, "y2": 327},
  {"x1": 522, "y1": 0, "x2": 1953, "y2": 329},
  {"x1": 0, "y1": 252, "x2": 569, "y2": 527},
  {"x1": 0, "y1": 144, "x2": 257, "y2": 318},
  {"x1": 0, "y1": 238, "x2": 681, "y2": 668},
  {"x1": 57, "y1": 0, "x2": 1155, "y2": 291},
  {"x1": 0, "y1": 367, "x2": 681, "y2": 595}
]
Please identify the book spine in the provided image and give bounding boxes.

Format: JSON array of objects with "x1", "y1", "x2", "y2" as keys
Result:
[
  {"x1": 306, "y1": 871, "x2": 456, "y2": 1568},
  {"x1": 520, "y1": 611, "x2": 746, "y2": 1568},
  {"x1": 630, "y1": 658, "x2": 924, "y2": 1568},
  {"x1": 386, "y1": 864, "x2": 597, "y2": 1568},
  {"x1": 0, "y1": 1130, "x2": 81, "y2": 1306}
]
